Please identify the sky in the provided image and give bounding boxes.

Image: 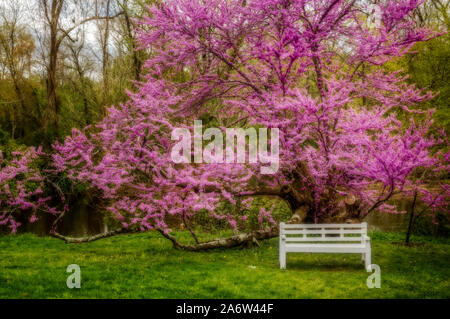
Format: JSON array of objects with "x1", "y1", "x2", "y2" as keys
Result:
[{"x1": 2, "y1": 0, "x2": 122, "y2": 79}]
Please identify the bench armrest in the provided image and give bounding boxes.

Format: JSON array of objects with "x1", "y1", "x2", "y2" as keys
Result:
[
  {"x1": 362, "y1": 235, "x2": 370, "y2": 244},
  {"x1": 281, "y1": 235, "x2": 286, "y2": 241}
]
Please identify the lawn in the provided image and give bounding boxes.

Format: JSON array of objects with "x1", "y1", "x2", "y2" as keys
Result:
[{"x1": 0, "y1": 231, "x2": 449, "y2": 298}]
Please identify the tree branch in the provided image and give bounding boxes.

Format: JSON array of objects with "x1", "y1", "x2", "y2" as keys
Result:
[
  {"x1": 57, "y1": 12, "x2": 124, "y2": 46},
  {"x1": 51, "y1": 228, "x2": 132, "y2": 243},
  {"x1": 156, "y1": 227, "x2": 278, "y2": 251}
]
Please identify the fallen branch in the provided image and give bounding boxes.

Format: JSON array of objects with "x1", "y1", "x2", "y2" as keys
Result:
[
  {"x1": 51, "y1": 228, "x2": 132, "y2": 243},
  {"x1": 156, "y1": 227, "x2": 278, "y2": 251},
  {"x1": 51, "y1": 226, "x2": 279, "y2": 249}
]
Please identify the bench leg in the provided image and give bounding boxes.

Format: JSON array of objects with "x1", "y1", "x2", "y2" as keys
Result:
[
  {"x1": 364, "y1": 247, "x2": 372, "y2": 271},
  {"x1": 280, "y1": 251, "x2": 286, "y2": 269},
  {"x1": 361, "y1": 253, "x2": 365, "y2": 263}
]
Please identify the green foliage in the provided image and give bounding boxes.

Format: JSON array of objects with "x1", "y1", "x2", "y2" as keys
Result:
[
  {"x1": 383, "y1": 12, "x2": 450, "y2": 134},
  {"x1": 0, "y1": 135, "x2": 23, "y2": 160},
  {"x1": 406, "y1": 35, "x2": 450, "y2": 132},
  {"x1": 412, "y1": 210, "x2": 450, "y2": 238},
  {"x1": 0, "y1": 127, "x2": 10, "y2": 145},
  {"x1": 370, "y1": 230, "x2": 450, "y2": 245}
]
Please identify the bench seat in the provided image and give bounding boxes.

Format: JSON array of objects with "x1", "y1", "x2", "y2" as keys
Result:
[{"x1": 284, "y1": 243, "x2": 367, "y2": 253}]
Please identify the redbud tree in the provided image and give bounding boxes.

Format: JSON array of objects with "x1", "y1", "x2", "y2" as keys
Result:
[
  {"x1": 3, "y1": 0, "x2": 449, "y2": 249},
  {"x1": 0, "y1": 146, "x2": 65, "y2": 233}
]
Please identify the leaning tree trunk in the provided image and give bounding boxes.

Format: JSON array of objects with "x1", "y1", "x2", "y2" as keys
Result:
[
  {"x1": 51, "y1": 227, "x2": 279, "y2": 250},
  {"x1": 44, "y1": 23, "x2": 60, "y2": 144},
  {"x1": 405, "y1": 191, "x2": 418, "y2": 245},
  {"x1": 157, "y1": 227, "x2": 278, "y2": 251},
  {"x1": 51, "y1": 228, "x2": 131, "y2": 243}
]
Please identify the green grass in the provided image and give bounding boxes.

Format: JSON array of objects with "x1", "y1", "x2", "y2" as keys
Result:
[{"x1": 0, "y1": 231, "x2": 449, "y2": 298}]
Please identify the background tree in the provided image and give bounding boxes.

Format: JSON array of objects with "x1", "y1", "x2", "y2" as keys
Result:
[
  {"x1": 387, "y1": 0, "x2": 450, "y2": 132},
  {"x1": 0, "y1": 0, "x2": 35, "y2": 139},
  {"x1": 63, "y1": 27, "x2": 98, "y2": 126},
  {"x1": 33, "y1": 0, "x2": 123, "y2": 144}
]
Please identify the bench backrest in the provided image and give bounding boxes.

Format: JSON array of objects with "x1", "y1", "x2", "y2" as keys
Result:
[{"x1": 280, "y1": 222, "x2": 367, "y2": 243}]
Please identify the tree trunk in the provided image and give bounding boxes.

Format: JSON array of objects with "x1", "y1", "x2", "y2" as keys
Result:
[
  {"x1": 12, "y1": 80, "x2": 25, "y2": 138},
  {"x1": 45, "y1": 58, "x2": 59, "y2": 136},
  {"x1": 51, "y1": 227, "x2": 279, "y2": 250},
  {"x1": 157, "y1": 227, "x2": 278, "y2": 251},
  {"x1": 43, "y1": 6, "x2": 61, "y2": 144},
  {"x1": 51, "y1": 228, "x2": 132, "y2": 243},
  {"x1": 405, "y1": 191, "x2": 418, "y2": 245},
  {"x1": 101, "y1": 0, "x2": 111, "y2": 111},
  {"x1": 123, "y1": 2, "x2": 141, "y2": 81}
]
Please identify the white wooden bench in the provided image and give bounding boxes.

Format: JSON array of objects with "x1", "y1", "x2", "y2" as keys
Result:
[{"x1": 279, "y1": 222, "x2": 371, "y2": 271}]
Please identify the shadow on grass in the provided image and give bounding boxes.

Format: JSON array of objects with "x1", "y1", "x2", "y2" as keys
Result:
[{"x1": 286, "y1": 254, "x2": 365, "y2": 272}]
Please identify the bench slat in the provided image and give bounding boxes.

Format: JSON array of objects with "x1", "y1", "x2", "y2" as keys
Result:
[
  {"x1": 283, "y1": 229, "x2": 365, "y2": 235},
  {"x1": 285, "y1": 237, "x2": 362, "y2": 242},
  {"x1": 284, "y1": 245, "x2": 366, "y2": 254},
  {"x1": 282, "y1": 223, "x2": 366, "y2": 229}
]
